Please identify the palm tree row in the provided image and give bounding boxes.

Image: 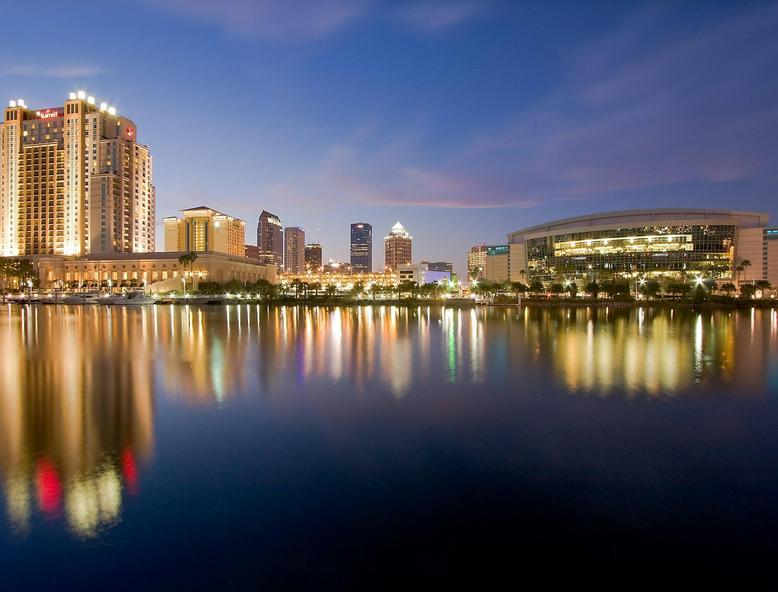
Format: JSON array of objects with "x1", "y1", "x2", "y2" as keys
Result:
[{"x1": 470, "y1": 277, "x2": 773, "y2": 300}]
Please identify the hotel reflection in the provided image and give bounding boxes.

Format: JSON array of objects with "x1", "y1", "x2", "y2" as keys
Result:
[{"x1": 0, "y1": 306, "x2": 154, "y2": 538}]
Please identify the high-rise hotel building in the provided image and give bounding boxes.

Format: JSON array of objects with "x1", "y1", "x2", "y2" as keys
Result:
[{"x1": 0, "y1": 92, "x2": 154, "y2": 257}]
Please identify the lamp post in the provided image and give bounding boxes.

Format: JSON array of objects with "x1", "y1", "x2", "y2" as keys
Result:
[
  {"x1": 636, "y1": 277, "x2": 646, "y2": 298},
  {"x1": 26, "y1": 279, "x2": 32, "y2": 301},
  {"x1": 182, "y1": 274, "x2": 187, "y2": 296}
]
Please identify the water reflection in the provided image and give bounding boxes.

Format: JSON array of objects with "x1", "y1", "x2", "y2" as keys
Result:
[
  {"x1": 0, "y1": 306, "x2": 154, "y2": 538},
  {"x1": 520, "y1": 307, "x2": 777, "y2": 396},
  {"x1": 1, "y1": 304, "x2": 777, "y2": 538}
]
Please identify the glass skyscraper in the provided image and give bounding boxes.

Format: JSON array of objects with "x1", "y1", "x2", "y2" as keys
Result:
[{"x1": 350, "y1": 222, "x2": 372, "y2": 273}]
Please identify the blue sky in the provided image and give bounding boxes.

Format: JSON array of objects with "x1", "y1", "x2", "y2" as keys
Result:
[{"x1": 2, "y1": 0, "x2": 776, "y2": 273}]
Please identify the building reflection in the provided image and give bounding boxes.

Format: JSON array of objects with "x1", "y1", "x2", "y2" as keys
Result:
[
  {"x1": 0, "y1": 306, "x2": 154, "y2": 538},
  {"x1": 2, "y1": 303, "x2": 776, "y2": 537},
  {"x1": 143, "y1": 304, "x2": 778, "y2": 401},
  {"x1": 518, "y1": 307, "x2": 777, "y2": 397}
]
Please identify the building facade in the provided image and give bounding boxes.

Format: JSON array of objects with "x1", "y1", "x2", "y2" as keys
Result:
[
  {"x1": 1, "y1": 92, "x2": 154, "y2": 257},
  {"x1": 350, "y1": 222, "x2": 372, "y2": 273},
  {"x1": 24, "y1": 251, "x2": 276, "y2": 289},
  {"x1": 507, "y1": 209, "x2": 769, "y2": 284},
  {"x1": 485, "y1": 245, "x2": 509, "y2": 283},
  {"x1": 304, "y1": 242, "x2": 322, "y2": 270},
  {"x1": 164, "y1": 206, "x2": 245, "y2": 257},
  {"x1": 766, "y1": 228, "x2": 778, "y2": 289},
  {"x1": 467, "y1": 244, "x2": 488, "y2": 280},
  {"x1": 245, "y1": 244, "x2": 261, "y2": 260},
  {"x1": 283, "y1": 226, "x2": 305, "y2": 274},
  {"x1": 423, "y1": 261, "x2": 453, "y2": 273},
  {"x1": 257, "y1": 210, "x2": 283, "y2": 267},
  {"x1": 384, "y1": 221, "x2": 412, "y2": 271}
]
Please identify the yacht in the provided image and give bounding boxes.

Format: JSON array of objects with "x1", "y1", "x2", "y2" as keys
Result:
[{"x1": 103, "y1": 292, "x2": 157, "y2": 305}]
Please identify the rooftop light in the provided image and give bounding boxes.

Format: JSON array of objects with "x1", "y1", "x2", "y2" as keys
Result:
[
  {"x1": 99, "y1": 102, "x2": 107, "y2": 111},
  {"x1": 9, "y1": 100, "x2": 16, "y2": 107},
  {"x1": 87, "y1": 96, "x2": 95, "y2": 105},
  {"x1": 69, "y1": 92, "x2": 77, "y2": 100},
  {"x1": 108, "y1": 106, "x2": 116, "y2": 116},
  {"x1": 77, "y1": 91, "x2": 86, "y2": 100}
]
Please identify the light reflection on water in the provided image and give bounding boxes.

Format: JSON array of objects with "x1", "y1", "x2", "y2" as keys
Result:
[{"x1": 0, "y1": 304, "x2": 776, "y2": 541}]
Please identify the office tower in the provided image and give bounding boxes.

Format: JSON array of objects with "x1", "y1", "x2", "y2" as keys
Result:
[
  {"x1": 257, "y1": 210, "x2": 283, "y2": 267},
  {"x1": 0, "y1": 91, "x2": 155, "y2": 256},
  {"x1": 284, "y1": 226, "x2": 305, "y2": 273},
  {"x1": 467, "y1": 244, "x2": 488, "y2": 280},
  {"x1": 245, "y1": 244, "x2": 261, "y2": 260},
  {"x1": 384, "y1": 221, "x2": 412, "y2": 271},
  {"x1": 163, "y1": 206, "x2": 245, "y2": 256},
  {"x1": 305, "y1": 242, "x2": 322, "y2": 271},
  {"x1": 350, "y1": 222, "x2": 372, "y2": 273}
]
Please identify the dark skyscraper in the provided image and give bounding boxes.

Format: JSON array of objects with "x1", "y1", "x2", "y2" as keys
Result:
[
  {"x1": 305, "y1": 242, "x2": 322, "y2": 270},
  {"x1": 257, "y1": 210, "x2": 283, "y2": 268},
  {"x1": 350, "y1": 222, "x2": 372, "y2": 273}
]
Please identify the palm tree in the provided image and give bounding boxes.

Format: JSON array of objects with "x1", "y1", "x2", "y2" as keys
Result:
[
  {"x1": 13, "y1": 259, "x2": 35, "y2": 294},
  {"x1": 736, "y1": 259, "x2": 752, "y2": 284},
  {"x1": 0, "y1": 259, "x2": 12, "y2": 302},
  {"x1": 350, "y1": 281, "x2": 365, "y2": 300},
  {"x1": 178, "y1": 252, "x2": 198, "y2": 292},
  {"x1": 755, "y1": 280, "x2": 771, "y2": 298}
]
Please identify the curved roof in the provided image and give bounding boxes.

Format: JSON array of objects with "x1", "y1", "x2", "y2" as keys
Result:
[{"x1": 508, "y1": 208, "x2": 769, "y2": 241}]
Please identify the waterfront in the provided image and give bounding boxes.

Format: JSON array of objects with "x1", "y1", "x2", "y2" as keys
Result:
[{"x1": 2, "y1": 304, "x2": 778, "y2": 587}]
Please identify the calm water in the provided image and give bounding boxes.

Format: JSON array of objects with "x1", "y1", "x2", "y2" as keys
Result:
[{"x1": 2, "y1": 304, "x2": 778, "y2": 588}]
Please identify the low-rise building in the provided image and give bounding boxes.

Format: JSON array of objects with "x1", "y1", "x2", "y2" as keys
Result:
[
  {"x1": 507, "y1": 209, "x2": 770, "y2": 284},
  {"x1": 17, "y1": 251, "x2": 276, "y2": 290}
]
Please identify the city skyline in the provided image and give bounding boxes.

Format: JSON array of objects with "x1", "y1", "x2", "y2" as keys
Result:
[{"x1": 2, "y1": 1, "x2": 775, "y2": 274}]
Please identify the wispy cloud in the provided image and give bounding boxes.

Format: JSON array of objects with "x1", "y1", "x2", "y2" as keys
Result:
[
  {"x1": 148, "y1": 0, "x2": 370, "y2": 43},
  {"x1": 0, "y1": 65, "x2": 105, "y2": 78},
  {"x1": 395, "y1": 0, "x2": 489, "y2": 32},
  {"x1": 266, "y1": 127, "x2": 538, "y2": 209},
  {"x1": 270, "y1": 4, "x2": 778, "y2": 210},
  {"x1": 470, "y1": 3, "x2": 778, "y2": 199}
]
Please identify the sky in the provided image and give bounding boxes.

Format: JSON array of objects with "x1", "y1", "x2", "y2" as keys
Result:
[{"x1": 2, "y1": 0, "x2": 777, "y2": 274}]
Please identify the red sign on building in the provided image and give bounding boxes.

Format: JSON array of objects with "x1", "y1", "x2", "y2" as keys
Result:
[{"x1": 35, "y1": 108, "x2": 64, "y2": 120}]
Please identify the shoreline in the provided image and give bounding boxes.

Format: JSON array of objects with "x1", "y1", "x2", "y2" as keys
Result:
[{"x1": 5, "y1": 296, "x2": 776, "y2": 310}]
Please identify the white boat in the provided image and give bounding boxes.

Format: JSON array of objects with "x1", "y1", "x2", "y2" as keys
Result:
[
  {"x1": 59, "y1": 292, "x2": 103, "y2": 304},
  {"x1": 102, "y1": 292, "x2": 157, "y2": 305}
]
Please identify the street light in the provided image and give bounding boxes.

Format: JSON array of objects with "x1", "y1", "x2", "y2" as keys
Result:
[
  {"x1": 636, "y1": 277, "x2": 646, "y2": 298},
  {"x1": 181, "y1": 274, "x2": 187, "y2": 295}
]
